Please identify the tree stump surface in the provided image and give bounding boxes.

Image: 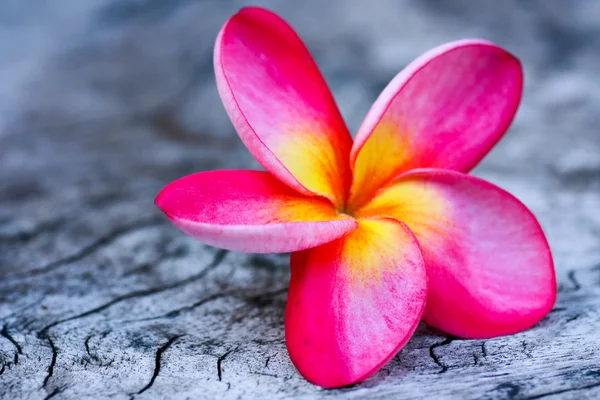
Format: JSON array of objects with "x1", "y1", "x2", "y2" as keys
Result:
[{"x1": 1, "y1": 1, "x2": 599, "y2": 399}]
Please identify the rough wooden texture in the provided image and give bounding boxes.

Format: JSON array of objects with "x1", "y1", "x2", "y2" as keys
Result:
[{"x1": 1, "y1": 1, "x2": 599, "y2": 399}]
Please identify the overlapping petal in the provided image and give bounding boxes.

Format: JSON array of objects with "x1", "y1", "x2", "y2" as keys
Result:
[
  {"x1": 355, "y1": 169, "x2": 555, "y2": 338},
  {"x1": 285, "y1": 218, "x2": 427, "y2": 387},
  {"x1": 348, "y1": 40, "x2": 523, "y2": 210},
  {"x1": 155, "y1": 170, "x2": 356, "y2": 253},
  {"x1": 215, "y1": 7, "x2": 353, "y2": 209}
]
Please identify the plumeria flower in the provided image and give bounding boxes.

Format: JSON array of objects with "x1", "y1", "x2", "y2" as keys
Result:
[{"x1": 156, "y1": 7, "x2": 556, "y2": 388}]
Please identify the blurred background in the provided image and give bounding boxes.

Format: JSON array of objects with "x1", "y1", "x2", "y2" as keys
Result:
[
  {"x1": 1, "y1": 1, "x2": 599, "y2": 398},
  {"x1": 2, "y1": 0, "x2": 599, "y2": 274}
]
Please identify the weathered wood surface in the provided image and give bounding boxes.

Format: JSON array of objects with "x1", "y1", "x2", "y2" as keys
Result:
[{"x1": 1, "y1": 1, "x2": 599, "y2": 399}]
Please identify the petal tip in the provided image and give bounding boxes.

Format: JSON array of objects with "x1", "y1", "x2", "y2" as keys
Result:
[
  {"x1": 154, "y1": 183, "x2": 172, "y2": 216},
  {"x1": 214, "y1": 7, "x2": 351, "y2": 204}
]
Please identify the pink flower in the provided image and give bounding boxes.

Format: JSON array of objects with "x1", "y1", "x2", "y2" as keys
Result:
[{"x1": 156, "y1": 7, "x2": 556, "y2": 388}]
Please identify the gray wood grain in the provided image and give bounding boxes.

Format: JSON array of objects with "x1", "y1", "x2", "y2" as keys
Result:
[{"x1": 1, "y1": 1, "x2": 599, "y2": 399}]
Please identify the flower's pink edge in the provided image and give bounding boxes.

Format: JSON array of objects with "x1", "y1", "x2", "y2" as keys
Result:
[
  {"x1": 397, "y1": 168, "x2": 556, "y2": 339},
  {"x1": 214, "y1": 9, "x2": 315, "y2": 199},
  {"x1": 350, "y1": 39, "x2": 523, "y2": 171},
  {"x1": 164, "y1": 216, "x2": 358, "y2": 254},
  {"x1": 285, "y1": 217, "x2": 428, "y2": 388}
]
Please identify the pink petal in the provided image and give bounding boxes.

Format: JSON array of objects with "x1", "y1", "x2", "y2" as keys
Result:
[
  {"x1": 355, "y1": 169, "x2": 556, "y2": 338},
  {"x1": 286, "y1": 218, "x2": 427, "y2": 387},
  {"x1": 348, "y1": 40, "x2": 523, "y2": 210},
  {"x1": 155, "y1": 170, "x2": 356, "y2": 253},
  {"x1": 215, "y1": 7, "x2": 353, "y2": 209}
]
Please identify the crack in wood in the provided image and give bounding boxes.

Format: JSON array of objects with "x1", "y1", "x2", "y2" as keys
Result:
[
  {"x1": 483, "y1": 372, "x2": 511, "y2": 379},
  {"x1": 0, "y1": 216, "x2": 65, "y2": 243},
  {"x1": 1, "y1": 324, "x2": 23, "y2": 364},
  {"x1": 550, "y1": 307, "x2": 567, "y2": 313},
  {"x1": 429, "y1": 337, "x2": 455, "y2": 373},
  {"x1": 522, "y1": 341, "x2": 533, "y2": 359},
  {"x1": 43, "y1": 386, "x2": 66, "y2": 400},
  {"x1": 120, "y1": 242, "x2": 189, "y2": 279},
  {"x1": 252, "y1": 371, "x2": 279, "y2": 378},
  {"x1": 34, "y1": 250, "x2": 227, "y2": 389},
  {"x1": 265, "y1": 353, "x2": 277, "y2": 369},
  {"x1": 37, "y1": 249, "x2": 228, "y2": 338},
  {"x1": 136, "y1": 335, "x2": 181, "y2": 395},
  {"x1": 43, "y1": 336, "x2": 58, "y2": 387},
  {"x1": 567, "y1": 270, "x2": 581, "y2": 291},
  {"x1": 84, "y1": 335, "x2": 95, "y2": 360},
  {"x1": 127, "y1": 286, "x2": 288, "y2": 323},
  {"x1": 243, "y1": 288, "x2": 289, "y2": 309},
  {"x1": 566, "y1": 314, "x2": 582, "y2": 323},
  {"x1": 83, "y1": 332, "x2": 111, "y2": 364},
  {"x1": 132, "y1": 291, "x2": 236, "y2": 322},
  {"x1": 217, "y1": 348, "x2": 237, "y2": 382},
  {"x1": 3, "y1": 217, "x2": 164, "y2": 278}
]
